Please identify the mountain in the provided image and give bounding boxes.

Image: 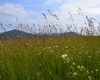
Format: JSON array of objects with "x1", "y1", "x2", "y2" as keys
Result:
[
  {"x1": 36, "y1": 32, "x2": 44, "y2": 35},
  {"x1": 0, "y1": 29, "x2": 34, "y2": 40},
  {"x1": 61, "y1": 32, "x2": 79, "y2": 37},
  {"x1": 0, "y1": 29, "x2": 79, "y2": 40}
]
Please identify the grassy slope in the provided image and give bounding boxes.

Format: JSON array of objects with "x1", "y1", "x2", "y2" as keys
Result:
[{"x1": 0, "y1": 36, "x2": 100, "y2": 80}]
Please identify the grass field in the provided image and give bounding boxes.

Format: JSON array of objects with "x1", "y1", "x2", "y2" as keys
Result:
[{"x1": 0, "y1": 36, "x2": 100, "y2": 80}]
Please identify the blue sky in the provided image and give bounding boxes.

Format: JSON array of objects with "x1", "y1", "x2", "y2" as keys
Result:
[{"x1": 0, "y1": 0, "x2": 100, "y2": 32}]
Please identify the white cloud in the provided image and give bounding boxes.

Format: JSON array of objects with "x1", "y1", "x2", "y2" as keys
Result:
[
  {"x1": 0, "y1": 3, "x2": 36, "y2": 23},
  {"x1": 0, "y1": 3, "x2": 36, "y2": 32},
  {"x1": 0, "y1": 3, "x2": 27, "y2": 17},
  {"x1": 59, "y1": 0, "x2": 100, "y2": 25},
  {"x1": 43, "y1": 0, "x2": 100, "y2": 32},
  {"x1": 59, "y1": 0, "x2": 100, "y2": 16},
  {"x1": 29, "y1": 12, "x2": 34, "y2": 15},
  {"x1": 0, "y1": 3, "x2": 29, "y2": 24},
  {"x1": 1, "y1": 1, "x2": 100, "y2": 33}
]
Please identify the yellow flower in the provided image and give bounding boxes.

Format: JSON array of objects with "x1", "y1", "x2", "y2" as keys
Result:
[{"x1": 50, "y1": 71, "x2": 52, "y2": 73}]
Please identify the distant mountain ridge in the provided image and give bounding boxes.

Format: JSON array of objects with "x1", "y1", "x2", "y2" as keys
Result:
[
  {"x1": 0, "y1": 29, "x2": 79, "y2": 40},
  {"x1": 0, "y1": 29, "x2": 34, "y2": 39}
]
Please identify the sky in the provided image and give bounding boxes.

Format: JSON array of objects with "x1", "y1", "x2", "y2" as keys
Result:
[{"x1": 0, "y1": 0, "x2": 100, "y2": 33}]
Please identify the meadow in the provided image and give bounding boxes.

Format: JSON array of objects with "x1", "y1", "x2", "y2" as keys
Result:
[
  {"x1": 0, "y1": 9, "x2": 100, "y2": 80},
  {"x1": 0, "y1": 36, "x2": 100, "y2": 80}
]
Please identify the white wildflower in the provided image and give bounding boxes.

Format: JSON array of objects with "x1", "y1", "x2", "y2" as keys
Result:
[
  {"x1": 73, "y1": 72, "x2": 78, "y2": 76},
  {"x1": 81, "y1": 66, "x2": 85, "y2": 69},
  {"x1": 86, "y1": 70, "x2": 89, "y2": 74},
  {"x1": 37, "y1": 72, "x2": 40, "y2": 77},
  {"x1": 48, "y1": 47, "x2": 51, "y2": 49},
  {"x1": 61, "y1": 54, "x2": 68, "y2": 59},
  {"x1": 95, "y1": 69, "x2": 98, "y2": 72},
  {"x1": 54, "y1": 46, "x2": 58, "y2": 48},
  {"x1": 77, "y1": 65, "x2": 81, "y2": 69},
  {"x1": 88, "y1": 56, "x2": 92, "y2": 58},
  {"x1": 79, "y1": 52, "x2": 82, "y2": 54},
  {"x1": 72, "y1": 62, "x2": 76, "y2": 66},
  {"x1": 98, "y1": 51, "x2": 100, "y2": 53},
  {"x1": 66, "y1": 58, "x2": 70, "y2": 63},
  {"x1": 65, "y1": 47, "x2": 68, "y2": 49},
  {"x1": 88, "y1": 76, "x2": 92, "y2": 80},
  {"x1": 70, "y1": 66, "x2": 73, "y2": 69},
  {"x1": 91, "y1": 71, "x2": 93, "y2": 74}
]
